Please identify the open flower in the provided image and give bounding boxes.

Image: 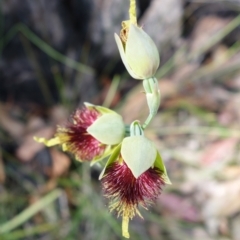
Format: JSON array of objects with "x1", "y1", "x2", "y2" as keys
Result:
[
  {"x1": 115, "y1": 0, "x2": 159, "y2": 80},
  {"x1": 34, "y1": 103, "x2": 125, "y2": 162},
  {"x1": 100, "y1": 135, "x2": 170, "y2": 238}
]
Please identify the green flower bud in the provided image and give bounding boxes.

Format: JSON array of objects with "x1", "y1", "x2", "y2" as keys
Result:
[
  {"x1": 143, "y1": 77, "x2": 161, "y2": 116},
  {"x1": 130, "y1": 120, "x2": 144, "y2": 136},
  {"x1": 115, "y1": 24, "x2": 160, "y2": 80}
]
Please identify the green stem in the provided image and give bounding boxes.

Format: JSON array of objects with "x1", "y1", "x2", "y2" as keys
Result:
[
  {"x1": 142, "y1": 113, "x2": 154, "y2": 130},
  {"x1": 125, "y1": 125, "x2": 130, "y2": 137}
]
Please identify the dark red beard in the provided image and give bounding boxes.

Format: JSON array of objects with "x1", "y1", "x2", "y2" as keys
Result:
[
  {"x1": 101, "y1": 160, "x2": 165, "y2": 218},
  {"x1": 57, "y1": 107, "x2": 106, "y2": 161}
]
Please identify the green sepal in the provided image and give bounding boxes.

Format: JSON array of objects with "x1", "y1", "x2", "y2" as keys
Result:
[
  {"x1": 121, "y1": 136, "x2": 157, "y2": 178},
  {"x1": 84, "y1": 102, "x2": 115, "y2": 115},
  {"x1": 90, "y1": 145, "x2": 114, "y2": 166},
  {"x1": 87, "y1": 113, "x2": 125, "y2": 145},
  {"x1": 154, "y1": 151, "x2": 171, "y2": 184},
  {"x1": 99, "y1": 144, "x2": 122, "y2": 180},
  {"x1": 114, "y1": 33, "x2": 140, "y2": 79}
]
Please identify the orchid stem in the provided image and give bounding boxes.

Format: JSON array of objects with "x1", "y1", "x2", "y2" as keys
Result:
[{"x1": 142, "y1": 113, "x2": 155, "y2": 130}]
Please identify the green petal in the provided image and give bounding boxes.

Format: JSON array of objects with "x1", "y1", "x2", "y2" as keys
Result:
[
  {"x1": 126, "y1": 24, "x2": 160, "y2": 79},
  {"x1": 121, "y1": 136, "x2": 157, "y2": 178},
  {"x1": 87, "y1": 113, "x2": 125, "y2": 145},
  {"x1": 99, "y1": 144, "x2": 121, "y2": 180},
  {"x1": 114, "y1": 33, "x2": 142, "y2": 79},
  {"x1": 154, "y1": 151, "x2": 171, "y2": 184}
]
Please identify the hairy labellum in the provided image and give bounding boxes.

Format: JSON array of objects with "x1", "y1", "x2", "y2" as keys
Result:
[
  {"x1": 101, "y1": 160, "x2": 165, "y2": 219},
  {"x1": 56, "y1": 107, "x2": 106, "y2": 161}
]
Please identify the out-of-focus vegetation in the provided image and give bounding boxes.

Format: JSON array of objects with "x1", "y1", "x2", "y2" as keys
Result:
[{"x1": 1, "y1": 0, "x2": 240, "y2": 239}]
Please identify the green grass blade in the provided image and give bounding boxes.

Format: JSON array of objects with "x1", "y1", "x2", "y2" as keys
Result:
[{"x1": 0, "y1": 189, "x2": 62, "y2": 234}]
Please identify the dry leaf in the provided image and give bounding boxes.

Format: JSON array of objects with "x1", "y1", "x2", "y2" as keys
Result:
[
  {"x1": 50, "y1": 106, "x2": 69, "y2": 125},
  {"x1": 200, "y1": 138, "x2": 238, "y2": 166},
  {"x1": 0, "y1": 104, "x2": 25, "y2": 139},
  {"x1": 218, "y1": 94, "x2": 240, "y2": 126},
  {"x1": 49, "y1": 149, "x2": 70, "y2": 178},
  {"x1": 217, "y1": 166, "x2": 240, "y2": 180},
  {"x1": 16, "y1": 127, "x2": 55, "y2": 162},
  {"x1": 157, "y1": 193, "x2": 201, "y2": 222},
  {"x1": 201, "y1": 178, "x2": 240, "y2": 234},
  {"x1": 190, "y1": 16, "x2": 231, "y2": 56}
]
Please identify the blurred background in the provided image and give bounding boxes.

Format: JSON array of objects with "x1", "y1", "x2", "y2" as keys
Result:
[{"x1": 1, "y1": 0, "x2": 240, "y2": 239}]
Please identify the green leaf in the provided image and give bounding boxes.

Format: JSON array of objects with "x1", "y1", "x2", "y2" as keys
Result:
[
  {"x1": 154, "y1": 151, "x2": 171, "y2": 184},
  {"x1": 87, "y1": 113, "x2": 125, "y2": 145},
  {"x1": 121, "y1": 136, "x2": 157, "y2": 178},
  {"x1": 99, "y1": 144, "x2": 121, "y2": 180}
]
